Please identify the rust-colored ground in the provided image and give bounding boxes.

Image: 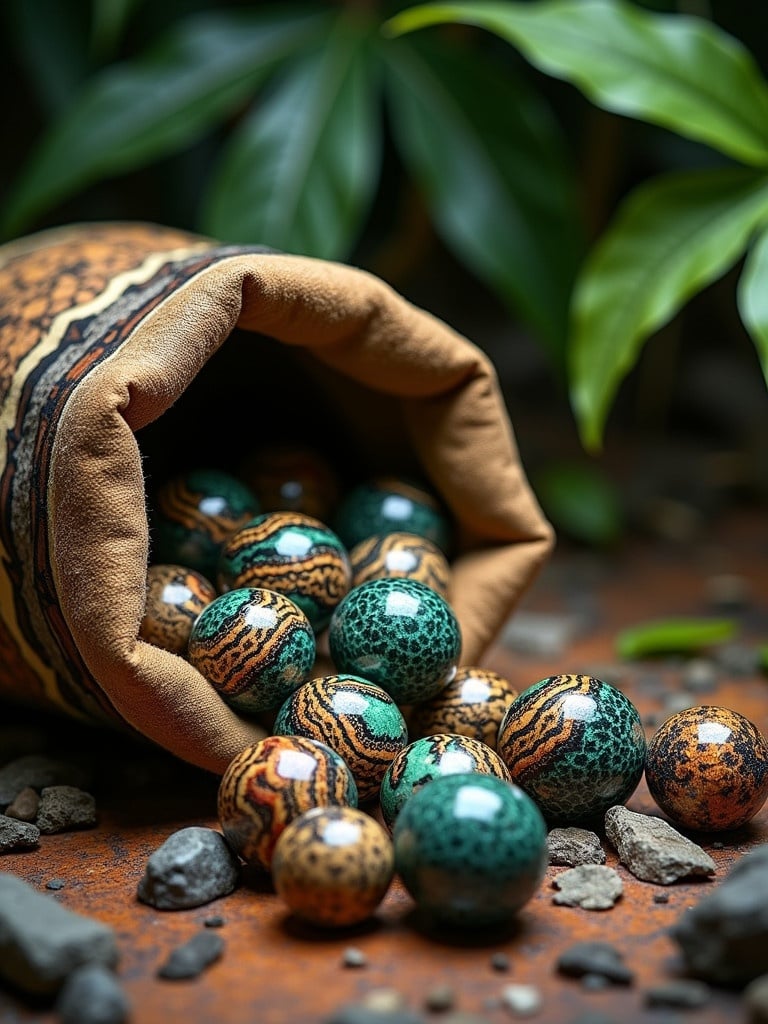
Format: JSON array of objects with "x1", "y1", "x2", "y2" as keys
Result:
[{"x1": 1, "y1": 509, "x2": 767, "y2": 1023}]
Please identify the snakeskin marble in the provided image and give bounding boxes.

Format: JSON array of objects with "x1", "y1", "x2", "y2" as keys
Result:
[
  {"x1": 334, "y1": 478, "x2": 452, "y2": 554},
  {"x1": 272, "y1": 806, "x2": 394, "y2": 927},
  {"x1": 217, "y1": 735, "x2": 358, "y2": 872},
  {"x1": 274, "y1": 674, "x2": 408, "y2": 803},
  {"x1": 239, "y1": 444, "x2": 340, "y2": 522},
  {"x1": 645, "y1": 705, "x2": 768, "y2": 831},
  {"x1": 379, "y1": 733, "x2": 511, "y2": 832},
  {"x1": 188, "y1": 587, "x2": 315, "y2": 713},
  {"x1": 497, "y1": 674, "x2": 646, "y2": 824},
  {"x1": 393, "y1": 773, "x2": 547, "y2": 927},
  {"x1": 139, "y1": 563, "x2": 217, "y2": 656},
  {"x1": 410, "y1": 667, "x2": 518, "y2": 750},
  {"x1": 348, "y1": 531, "x2": 451, "y2": 598}
]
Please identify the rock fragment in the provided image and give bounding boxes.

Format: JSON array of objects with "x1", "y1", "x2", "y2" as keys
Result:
[
  {"x1": 744, "y1": 974, "x2": 768, "y2": 1023},
  {"x1": 672, "y1": 844, "x2": 768, "y2": 985},
  {"x1": 4, "y1": 786, "x2": 40, "y2": 822},
  {"x1": 137, "y1": 827, "x2": 239, "y2": 910},
  {"x1": 0, "y1": 755, "x2": 91, "y2": 805},
  {"x1": 604, "y1": 806, "x2": 716, "y2": 884},
  {"x1": 0, "y1": 872, "x2": 117, "y2": 995},
  {"x1": 500, "y1": 984, "x2": 542, "y2": 1016},
  {"x1": 156, "y1": 931, "x2": 223, "y2": 980},
  {"x1": 547, "y1": 828, "x2": 605, "y2": 867},
  {"x1": 556, "y1": 942, "x2": 634, "y2": 985},
  {"x1": 680, "y1": 658, "x2": 718, "y2": 693},
  {"x1": 36, "y1": 786, "x2": 96, "y2": 834},
  {"x1": 643, "y1": 979, "x2": 710, "y2": 1008},
  {"x1": 55, "y1": 963, "x2": 130, "y2": 1024},
  {"x1": 552, "y1": 865, "x2": 622, "y2": 910},
  {"x1": 0, "y1": 814, "x2": 40, "y2": 852}
]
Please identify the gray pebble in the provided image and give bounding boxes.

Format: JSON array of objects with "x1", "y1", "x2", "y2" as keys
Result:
[
  {"x1": 55, "y1": 963, "x2": 130, "y2": 1024},
  {"x1": 137, "y1": 827, "x2": 239, "y2": 910},
  {"x1": 4, "y1": 786, "x2": 40, "y2": 822},
  {"x1": 36, "y1": 786, "x2": 96, "y2": 834},
  {"x1": 0, "y1": 813, "x2": 40, "y2": 852},
  {"x1": 342, "y1": 946, "x2": 367, "y2": 968},
  {"x1": 605, "y1": 806, "x2": 716, "y2": 885},
  {"x1": 556, "y1": 942, "x2": 634, "y2": 985},
  {"x1": 716, "y1": 643, "x2": 761, "y2": 676},
  {"x1": 324, "y1": 1008, "x2": 425, "y2": 1024},
  {"x1": 643, "y1": 980, "x2": 710, "y2": 1008},
  {"x1": 653, "y1": 892, "x2": 670, "y2": 904},
  {"x1": 203, "y1": 915, "x2": 225, "y2": 928},
  {"x1": 490, "y1": 952, "x2": 511, "y2": 972},
  {"x1": 744, "y1": 973, "x2": 768, "y2": 1023},
  {"x1": 547, "y1": 828, "x2": 605, "y2": 867},
  {"x1": 662, "y1": 691, "x2": 696, "y2": 715},
  {"x1": 46, "y1": 879, "x2": 66, "y2": 891},
  {"x1": 680, "y1": 658, "x2": 718, "y2": 693},
  {"x1": 424, "y1": 985, "x2": 455, "y2": 1012},
  {"x1": 552, "y1": 865, "x2": 622, "y2": 910},
  {"x1": 0, "y1": 872, "x2": 117, "y2": 995},
  {"x1": 156, "y1": 931, "x2": 223, "y2": 980},
  {"x1": 581, "y1": 973, "x2": 611, "y2": 992},
  {"x1": 500, "y1": 612, "x2": 581, "y2": 658},
  {"x1": 0, "y1": 755, "x2": 91, "y2": 805},
  {"x1": 500, "y1": 984, "x2": 542, "y2": 1017},
  {"x1": 706, "y1": 573, "x2": 751, "y2": 611}
]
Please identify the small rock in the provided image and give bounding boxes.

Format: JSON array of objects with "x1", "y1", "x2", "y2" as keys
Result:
[
  {"x1": 203, "y1": 915, "x2": 225, "y2": 928},
  {"x1": 744, "y1": 973, "x2": 768, "y2": 1023},
  {"x1": 552, "y1": 865, "x2": 622, "y2": 910},
  {"x1": 643, "y1": 980, "x2": 710, "y2": 1009},
  {"x1": 566, "y1": 1015, "x2": 619, "y2": 1024},
  {"x1": 715, "y1": 643, "x2": 761, "y2": 677},
  {"x1": 605, "y1": 806, "x2": 716, "y2": 885},
  {"x1": 4, "y1": 786, "x2": 40, "y2": 822},
  {"x1": 662, "y1": 692, "x2": 696, "y2": 715},
  {"x1": 0, "y1": 872, "x2": 117, "y2": 995},
  {"x1": 156, "y1": 931, "x2": 223, "y2": 980},
  {"x1": 342, "y1": 946, "x2": 367, "y2": 968},
  {"x1": 36, "y1": 786, "x2": 96, "y2": 834},
  {"x1": 556, "y1": 942, "x2": 634, "y2": 985},
  {"x1": 55, "y1": 963, "x2": 130, "y2": 1024},
  {"x1": 363, "y1": 989, "x2": 407, "y2": 1012},
  {"x1": 491, "y1": 952, "x2": 511, "y2": 972},
  {"x1": 0, "y1": 814, "x2": 40, "y2": 852},
  {"x1": 580, "y1": 974, "x2": 610, "y2": 992},
  {"x1": 424, "y1": 986, "x2": 455, "y2": 1012},
  {"x1": 0, "y1": 755, "x2": 91, "y2": 805},
  {"x1": 500, "y1": 985, "x2": 542, "y2": 1017},
  {"x1": 547, "y1": 828, "x2": 605, "y2": 867},
  {"x1": 653, "y1": 892, "x2": 670, "y2": 904},
  {"x1": 441, "y1": 1017, "x2": 494, "y2": 1024},
  {"x1": 680, "y1": 659, "x2": 718, "y2": 693},
  {"x1": 672, "y1": 844, "x2": 768, "y2": 985},
  {"x1": 137, "y1": 827, "x2": 239, "y2": 910},
  {"x1": 46, "y1": 879, "x2": 66, "y2": 891},
  {"x1": 500, "y1": 612, "x2": 581, "y2": 658},
  {"x1": 325, "y1": 1007, "x2": 425, "y2": 1024},
  {"x1": 706, "y1": 573, "x2": 751, "y2": 611}
]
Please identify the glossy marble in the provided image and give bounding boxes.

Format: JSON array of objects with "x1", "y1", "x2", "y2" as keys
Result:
[
  {"x1": 140, "y1": 564, "x2": 216, "y2": 656},
  {"x1": 349, "y1": 531, "x2": 451, "y2": 597},
  {"x1": 334, "y1": 478, "x2": 452, "y2": 554},
  {"x1": 410, "y1": 667, "x2": 518, "y2": 750},
  {"x1": 239, "y1": 444, "x2": 339, "y2": 522}
]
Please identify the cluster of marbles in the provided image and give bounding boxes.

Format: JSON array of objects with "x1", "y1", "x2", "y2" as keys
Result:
[
  {"x1": 139, "y1": 564, "x2": 217, "y2": 655},
  {"x1": 645, "y1": 705, "x2": 768, "y2": 831}
]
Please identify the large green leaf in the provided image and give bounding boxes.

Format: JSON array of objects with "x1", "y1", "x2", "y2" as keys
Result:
[
  {"x1": 570, "y1": 168, "x2": 768, "y2": 450},
  {"x1": 738, "y1": 225, "x2": 768, "y2": 389},
  {"x1": 384, "y1": 36, "x2": 583, "y2": 360},
  {"x1": 1, "y1": 8, "x2": 326, "y2": 237},
  {"x1": 202, "y1": 14, "x2": 380, "y2": 261},
  {"x1": 387, "y1": 0, "x2": 768, "y2": 167}
]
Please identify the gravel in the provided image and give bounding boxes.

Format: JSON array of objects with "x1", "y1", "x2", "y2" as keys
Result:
[
  {"x1": 137, "y1": 826, "x2": 240, "y2": 910},
  {"x1": 36, "y1": 786, "x2": 96, "y2": 834}
]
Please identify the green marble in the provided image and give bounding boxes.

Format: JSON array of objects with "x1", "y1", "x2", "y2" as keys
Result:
[
  {"x1": 328, "y1": 578, "x2": 461, "y2": 705},
  {"x1": 379, "y1": 733, "x2": 511, "y2": 831},
  {"x1": 188, "y1": 587, "x2": 316, "y2": 713},
  {"x1": 393, "y1": 773, "x2": 547, "y2": 927},
  {"x1": 153, "y1": 468, "x2": 259, "y2": 579},
  {"x1": 334, "y1": 478, "x2": 452, "y2": 553},
  {"x1": 497, "y1": 673, "x2": 646, "y2": 824}
]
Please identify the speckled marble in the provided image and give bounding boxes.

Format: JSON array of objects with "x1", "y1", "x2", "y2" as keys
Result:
[
  {"x1": 410, "y1": 668, "x2": 518, "y2": 749},
  {"x1": 140, "y1": 564, "x2": 217, "y2": 656},
  {"x1": 334, "y1": 478, "x2": 452, "y2": 553},
  {"x1": 348, "y1": 531, "x2": 451, "y2": 597}
]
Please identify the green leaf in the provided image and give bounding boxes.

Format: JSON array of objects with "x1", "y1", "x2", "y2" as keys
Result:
[
  {"x1": 1, "y1": 8, "x2": 326, "y2": 237},
  {"x1": 383, "y1": 36, "x2": 583, "y2": 361},
  {"x1": 90, "y1": 0, "x2": 145, "y2": 61},
  {"x1": 202, "y1": 14, "x2": 380, "y2": 261},
  {"x1": 738, "y1": 224, "x2": 768, "y2": 389},
  {"x1": 386, "y1": 0, "x2": 768, "y2": 167},
  {"x1": 570, "y1": 168, "x2": 768, "y2": 450},
  {"x1": 616, "y1": 618, "x2": 737, "y2": 660},
  {"x1": 533, "y1": 462, "x2": 623, "y2": 546}
]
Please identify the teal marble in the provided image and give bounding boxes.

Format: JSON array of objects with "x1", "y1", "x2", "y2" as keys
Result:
[
  {"x1": 328, "y1": 578, "x2": 461, "y2": 705},
  {"x1": 379, "y1": 733, "x2": 511, "y2": 831},
  {"x1": 274, "y1": 675, "x2": 408, "y2": 803},
  {"x1": 393, "y1": 773, "x2": 548, "y2": 927},
  {"x1": 217, "y1": 511, "x2": 351, "y2": 633},
  {"x1": 153, "y1": 468, "x2": 259, "y2": 579},
  {"x1": 334, "y1": 478, "x2": 452, "y2": 554},
  {"x1": 188, "y1": 587, "x2": 316, "y2": 713},
  {"x1": 497, "y1": 673, "x2": 646, "y2": 824}
]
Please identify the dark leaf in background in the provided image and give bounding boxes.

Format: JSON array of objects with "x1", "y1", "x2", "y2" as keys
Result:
[
  {"x1": 384, "y1": 35, "x2": 583, "y2": 366},
  {"x1": 737, "y1": 225, "x2": 768, "y2": 390},
  {"x1": 1, "y1": 7, "x2": 326, "y2": 237},
  {"x1": 533, "y1": 462, "x2": 623, "y2": 546},
  {"x1": 202, "y1": 13, "x2": 381, "y2": 260},
  {"x1": 89, "y1": 0, "x2": 147, "y2": 62}
]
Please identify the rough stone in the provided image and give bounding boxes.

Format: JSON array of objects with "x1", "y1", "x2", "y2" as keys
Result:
[
  {"x1": 490, "y1": 952, "x2": 511, "y2": 972},
  {"x1": 547, "y1": 828, "x2": 605, "y2": 867},
  {"x1": 715, "y1": 643, "x2": 761, "y2": 677},
  {"x1": 706, "y1": 573, "x2": 751, "y2": 611},
  {"x1": 0, "y1": 756, "x2": 92, "y2": 805},
  {"x1": 500, "y1": 612, "x2": 581, "y2": 658},
  {"x1": 672, "y1": 845, "x2": 768, "y2": 986},
  {"x1": 744, "y1": 974, "x2": 768, "y2": 1023},
  {"x1": 156, "y1": 931, "x2": 224, "y2": 980},
  {"x1": 661, "y1": 691, "x2": 696, "y2": 715},
  {"x1": 137, "y1": 827, "x2": 240, "y2": 910},
  {"x1": 424, "y1": 985, "x2": 455, "y2": 1012},
  {"x1": 643, "y1": 980, "x2": 710, "y2": 1008},
  {"x1": 0, "y1": 872, "x2": 118, "y2": 995},
  {"x1": 605, "y1": 806, "x2": 716, "y2": 885},
  {"x1": 55, "y1": 963, "x2": 130, "y2": 1024},
  {"x1": 556, "y1": 942, "x2": 634, "y2": 985},
  {"x1": 500, "y1": 984, "x2": 542, "y2": 1016},
  {"x1": 680, "y1": 658, "x2": 718, "y2": 693},
  {"x1": 325, "y1": 1006, "x2": 425, "y2": 1024},
  {"x1": 342, "y1": 947, "x2": 367, "y2": 968},
  {"x1": 4, "y1": 786, "x2": 40, "y2": 822},
  {"x1": 36, "y1": 786, "x2": 96, "y2": 834},
  {"x1": 0, "y1": 814, "x2": 40, "y2": 852},
  {"x1": 552, "y1": 865, "x2": 623, "y2": 910}
]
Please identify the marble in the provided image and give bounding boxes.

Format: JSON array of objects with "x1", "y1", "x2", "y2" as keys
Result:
[
  {"x1": 497, "y1": 674, "x2": 646, "y2": 824},
  {"x1": 645, "y1": 705, "x2": 768, "y2": 831},
  {"x1": 334, "y1": 478, "x2": 452, "y2": 553},
  {"x1": 393, "y1": 773, "x2": 547, "y2": 927},
  {"x1": 140, "y1": 564, "x2": 217, "y2": 656},
  {"x1": 271, "y1": 806, "x2": 394, "y2": 927},
  {"x1": 188, "y1": 587, "x2": 315, "y2": 713},
  {"x1": 239, "y1": 444, "x2": 339, "y2": 522},
  {"x1": 348, "y1": 531, "x2": 451, "y2": 597},
  {"x1": 328, "y1": 578, "x2": 461, "y2": 705},
  {"x1": 218, "y1": 511, "x2": 351, "y2": 633},
  {"x1": 274, "y1": 675, "x2": 408, "y2": 803},
  {"x1": 217, "y1": 735, "x2": 357, "y2": 871},
  {"x1": 379, "y1": 733, "x2": 511, "y2": 832},
  {"x1": 152, "y1": 468, "x2": 258, "y2": 579},
  {"x1": 410, "y1": 667, "x2": 518, "y2": 750}
]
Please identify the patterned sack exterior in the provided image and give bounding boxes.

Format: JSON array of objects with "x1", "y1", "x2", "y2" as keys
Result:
[{"x1": 0, "y1": 222, "x2": 553, "y2": 773}]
